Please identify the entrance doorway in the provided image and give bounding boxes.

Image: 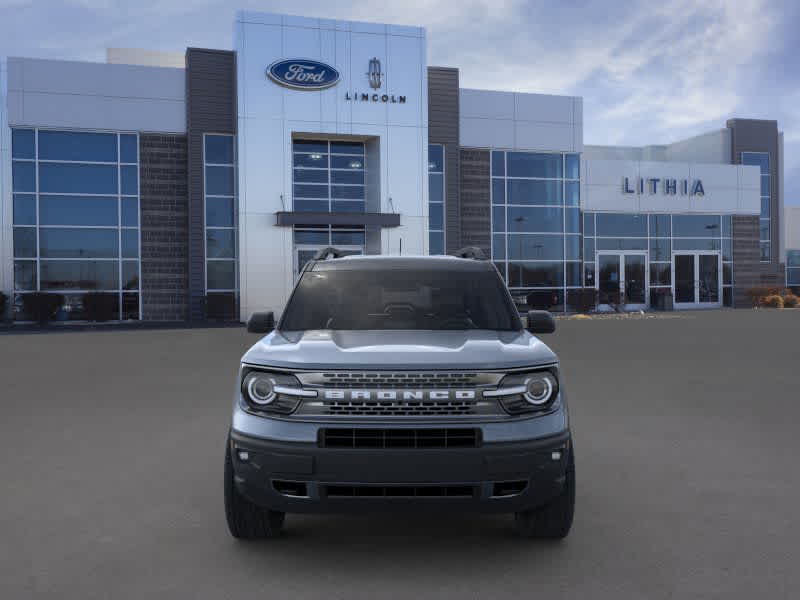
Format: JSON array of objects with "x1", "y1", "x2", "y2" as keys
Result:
[
  {"x1": 596, "y1": 252, "x2": 648, "y2": 311},
  {"x1": 672, "y1": 252, "x2": 721, "y2": 309}
]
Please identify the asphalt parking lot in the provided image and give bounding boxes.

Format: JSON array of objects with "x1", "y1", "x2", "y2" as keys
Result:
[{"x1": 1, "y1": 309, "x2": 799, "y2": 599}]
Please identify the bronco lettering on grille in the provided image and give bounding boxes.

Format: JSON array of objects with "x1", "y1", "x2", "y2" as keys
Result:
[{"x1": 322, "y1": 390, "x2": 477, "y2": 401}]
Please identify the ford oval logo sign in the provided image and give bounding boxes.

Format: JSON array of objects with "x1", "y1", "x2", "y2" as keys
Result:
[{"x1": 267, "y1": 59, "x2": 340, "y2": 90}]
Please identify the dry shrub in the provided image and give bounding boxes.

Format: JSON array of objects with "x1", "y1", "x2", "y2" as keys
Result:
[
  {"x1": 762, "y1": 295, "x2": 784, "y2": 309},
  {"x1": 782, "y1": 294, "x2": 799, "y2": 308}
]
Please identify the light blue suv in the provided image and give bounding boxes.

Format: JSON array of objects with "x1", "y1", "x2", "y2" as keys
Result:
[{"x1": 225, "y1": 249, "x2": 574, "y2": 539}]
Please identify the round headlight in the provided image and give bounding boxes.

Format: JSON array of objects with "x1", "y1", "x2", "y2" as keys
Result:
[
  {"x1": 245, "y1": 373, "x2": 276, "y2": 405},
  {"x1": 523, "y1": 374, "x2": 554, "y2": 405}
]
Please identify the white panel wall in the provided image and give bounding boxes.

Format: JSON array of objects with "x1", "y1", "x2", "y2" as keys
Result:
[
  {"x1": 459, "y1": 88, "x2": 582, "y2": 152},
  {"x1": 664, "y1": 129, "x2": 731, "y2": 164},
  {"x1": 7, "y1": 58, "x2": 185, "y2": 132},
  {"x1": 784, "y1": 206, "x2": 800, "y2": 250},
  {"x1": 586, "y1": 129, "x2": 731, "y2": 165},
  {"x1": 1, "y1": 59, "x2": 11, "y2": 298},
  {"x1": 779, "y1": 131, "x2": 785, "y2": 259},
  {"x1": 106, "y1": 48, "x2": 186, "y2": 69},
  {"x1": 582, "y1": 157, "x2": 760, "y2": 215},
  {"x1": 235, "y1": 11, "x2": 428, "y2": 320}
]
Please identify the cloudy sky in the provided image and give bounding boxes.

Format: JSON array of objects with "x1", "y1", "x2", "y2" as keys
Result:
[{"x1": 2, "y1": 0, "x2": 798, "y2": 204}]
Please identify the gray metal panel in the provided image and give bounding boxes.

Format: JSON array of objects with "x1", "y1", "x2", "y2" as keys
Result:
[
  {"x1": 275, "y1": 211, "x2": 401, "y2": 227},
  {"x1": 459, "y1": 149, "x2": 491, "y2": 258},
  {"x1": 186, "y1": 48, "x2": 237, "y2": 321},
  {"x1": 6, "y1": 57, "x2": 185, "y2": 133},
  {"x1": 727, "y1": 119, "x2": 782, "y2": 275},
  {"x1": 139, "y1": 134, "x2": 189, "y2": 321},
  {"x1": 427, "y1": 67, "x2": 461, "y2": 252},
  {"x1": 732, "y1": 215, "x2": 760, "y2": 307}
]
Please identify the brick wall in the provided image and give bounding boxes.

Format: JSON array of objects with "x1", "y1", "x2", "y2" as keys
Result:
[
  {"x1": 428, "y1": 67, "x2": 461, "y2": 252},
  {"x1": 186, "y1": 48, "x2": 237, "y2": 321},
  {"x1": 732, "y1": 215, "x2": 787, "y2": 307},
  {"x1": 459, "y1": 149, "x2": 491, "y2": 257},
  {"x1": 732, "y1": 215, "x2": 760, "y2": 307},
  {"x1": 139, "y1": 134, "x2": 189, "y2": 321}
]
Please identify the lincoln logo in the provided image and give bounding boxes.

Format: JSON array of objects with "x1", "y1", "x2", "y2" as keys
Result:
[
  {"x1": 367, "y1": 57, "x2": 382, "y2": 89},
  {"x1": 323, "y1": 390, "x2": 476, "y2": 401},
  {"x1": 266, "y1": 59, "x2": 341, "y2": 90}
]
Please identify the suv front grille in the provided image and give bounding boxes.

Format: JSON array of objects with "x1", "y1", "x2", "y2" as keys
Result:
[
  {"x1": 293, "y1": 371, "x2": 506, "y2": 418},
  {"x1": 319, "y1": 428, "x2": 480, "y2": 448},
  {"x1": 297, "y1": 371, "x2": 503, "y2": 389},
  {"x1": 320, "y1": 372, "x2": 477, "y2": 388},
  {"x1": 324, "y1": 399, "x2": 477, "y2": 417}
]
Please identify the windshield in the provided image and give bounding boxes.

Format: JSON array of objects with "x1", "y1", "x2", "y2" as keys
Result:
[{"x1": 280, "y1": 267, "x2": 521, "y2": 331}]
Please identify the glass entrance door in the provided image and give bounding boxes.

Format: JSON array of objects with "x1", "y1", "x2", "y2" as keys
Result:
[
  {"x1": 596, "y1": 252, "x2": 648, "y2": 310},
  {"x1": 672, "y1": 252, "x2": 721, "y2": 309},
  {"x1": 698, "y1": 254, "x2": 720, "y2": 303},
  {"x1": 624, "y1": 254, "x2": 647, "y2": 305},
  {"x1": 597, "y1": 254, "x2": 621, "y2": 306},
  {"x1": 674, "y1": 254, "x2": 695, "y2": 304}
]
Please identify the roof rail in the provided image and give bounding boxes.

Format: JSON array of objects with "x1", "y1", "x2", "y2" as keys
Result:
[
  {"x1": 451, "y1": 246, "x2": 487, "y2": 260},
  {"x1": 312, "y1": 247, "x2": 349, "y2": 260}
]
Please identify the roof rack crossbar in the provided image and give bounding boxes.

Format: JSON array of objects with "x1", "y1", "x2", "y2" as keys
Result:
[{"x1": 450, "y1": 246, "x2": 487, "y2": 260}]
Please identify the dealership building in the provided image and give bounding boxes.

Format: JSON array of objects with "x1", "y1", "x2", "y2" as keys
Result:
[{"x1": 0, "y1": 10, "x2": 794, "y2": 322}]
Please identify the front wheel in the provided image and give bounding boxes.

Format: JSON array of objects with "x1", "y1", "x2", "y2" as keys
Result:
[
  {"x1": 514, "y1": 447, "x2": 575, "y2": 539},
  {"x1": 224, "y1": 433, "x2": 285, "y2": 539}
]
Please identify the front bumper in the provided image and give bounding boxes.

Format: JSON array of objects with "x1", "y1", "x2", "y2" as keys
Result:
[{"x1": 229, "y1": 428, "x2": 572, "y2": 514}]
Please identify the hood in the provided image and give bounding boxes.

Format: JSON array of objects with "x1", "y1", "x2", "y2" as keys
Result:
[{"x1": 241, "y1": 330, "x2": 557, "y2": 371}]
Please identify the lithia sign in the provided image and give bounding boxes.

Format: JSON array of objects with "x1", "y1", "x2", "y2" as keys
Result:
[
  {"x1": 267, "y1": 57, "x2": 406, "y2": 103},
  {"x1": 623, "y1": 177, "x2": 705, "y2": 196}
]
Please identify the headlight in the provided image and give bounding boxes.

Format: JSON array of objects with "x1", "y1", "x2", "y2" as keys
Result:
[
  {"x1": 523, "y1": 373, "x2": 556, "y2": 406},
  {"x1": 484, "y1": 369, "x2": 559, "y2": 414},
  {"x1": 241, "y1": 369, "x2": 317, "y2": 414},
  {"x1": 244, "y1": 372, "x2": 276, "y2": 405}
]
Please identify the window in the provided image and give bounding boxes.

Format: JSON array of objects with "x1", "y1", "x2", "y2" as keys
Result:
[
  {"x1": 491, "y1": 151, "x2": 581, "y2": 310},
  {"x1": 583, "y1": 212, "x2": 733, "y2": 304},
  {"x1": 204, "y1": 134, "x2": 238, "y2": 297},
  {"x1": 428, "y1": 144, "x2": 445, "y2": 254},
  {"x1": 742, "y1": 152, "x2": 770, "y2": 261},
  {"x1": 787, "y1": 250, "x2": 800, "y2": 288},
  {"x1": 292, "y1": 140, "x2": 365, "y2": 212},
  {"x1": 11, "y1": 129, "x2": 140, "y2": 320},
  {"x1": 281, "y1": 268, "x2": 520, "y2": 331}
]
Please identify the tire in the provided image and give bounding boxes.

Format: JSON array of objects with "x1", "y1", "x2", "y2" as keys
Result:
[
  {"x1": 514, "y1": 447, "x2": 575, "y2": 539},
  {"x1": 224, "y1": 433, "x2": 285, "y2": 539}
]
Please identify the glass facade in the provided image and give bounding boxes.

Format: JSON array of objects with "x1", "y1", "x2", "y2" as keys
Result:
[
  {"x1": 204, "y1": 134, "x2": 238, "y2": 299},
  {"x1": 290, "y1": 139, "x2": 367, "y2": 275},
  {"x1": 292, "y1": 140, "x2": 365, "y2": 212},
  {"x1": 428, "y1": 144, "x2": 445, "y2": 255},
  {"x1": 491, "y1": 150, "x2": 580, "y2": 311},
  {"x1": 742, "y1": 152, "x2": 770, "y2": 261},
  {"x1": 583, "y1": 212, "x2": 734, "y2": 307},
  {"x1": 11, "y1": 128, "x2": 141, "y2": 320},
  {"x1": 788, "y1": 250, "x2": 800, "y2": 288}
]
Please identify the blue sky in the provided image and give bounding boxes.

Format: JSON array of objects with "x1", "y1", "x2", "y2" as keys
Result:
[{"x1": 2, "y1": 0, "x2": 798, "y2": 204}]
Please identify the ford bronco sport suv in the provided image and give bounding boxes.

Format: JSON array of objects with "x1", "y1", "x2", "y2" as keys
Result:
[{"x1": 225, "y1": 248, "x2": 574, "y2": 539}]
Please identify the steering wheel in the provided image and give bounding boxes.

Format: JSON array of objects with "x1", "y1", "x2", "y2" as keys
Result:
[
  {"x1": 437, "y1": 316, "x2": 475, "y2": 329},
  {"x1": 383, "y1": 302, "x2": 416, "y2": 315}
]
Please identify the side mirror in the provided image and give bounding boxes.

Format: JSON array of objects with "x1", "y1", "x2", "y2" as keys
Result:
[
  {"x1": 526, "y1": 310, "x2": 555, "y2": 334},
  {"x1": 247, "y1": 311, "x2": 275, "y2": 334}
]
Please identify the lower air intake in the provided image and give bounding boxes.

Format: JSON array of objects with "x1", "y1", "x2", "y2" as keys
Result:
[
  {"x1": 324, "y1": 485, "x2": 476, "y2": 498},
  {"x1": 491, "y1": 480, "x2": 528, "y2": 497},
  {"x1": 320, "y1": 428, "x2": 480, "y2": 448}
]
